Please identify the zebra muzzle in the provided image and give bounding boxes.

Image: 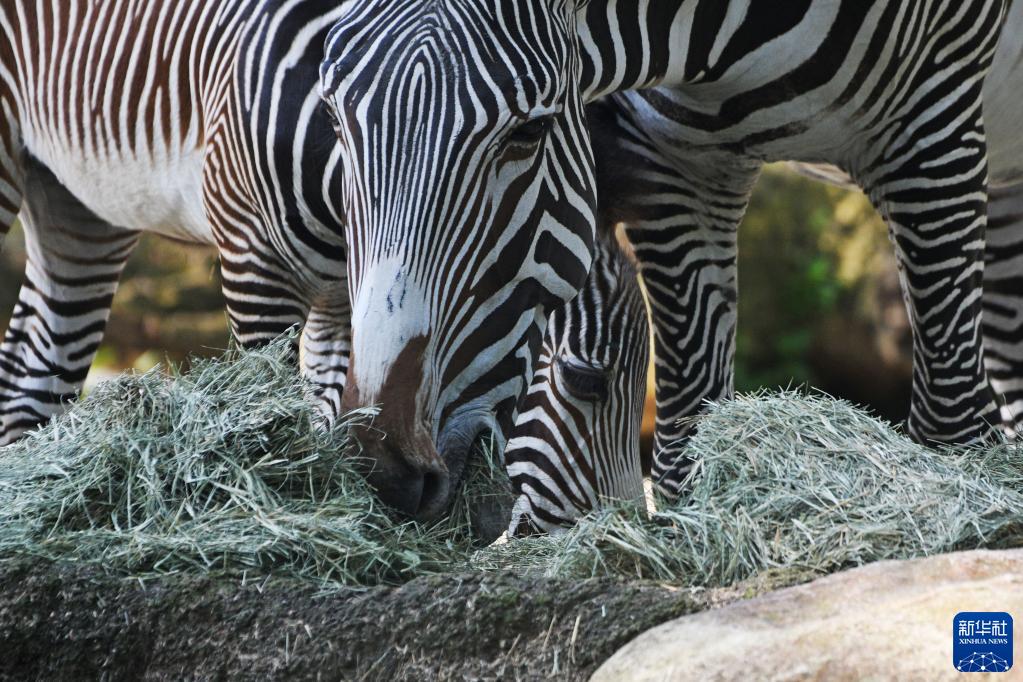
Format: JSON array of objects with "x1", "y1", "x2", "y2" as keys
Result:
[
  {"x1": 349, "y1": 420, "x2": 451, "y2": 521},
  {"x1": 342, "y1": 335, "x2": 454, "y2": 520}
]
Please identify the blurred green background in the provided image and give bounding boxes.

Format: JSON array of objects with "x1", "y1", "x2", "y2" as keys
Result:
[
  {"x1": 0, "y1": 164, "x2": 913, "y2": 430},
  {"x1": 735, "y1": 165, "x2": 911, "y2": 422}
]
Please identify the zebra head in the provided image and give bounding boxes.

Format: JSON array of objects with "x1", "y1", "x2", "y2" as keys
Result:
[
  {"x1": 320, "y1": 1, "x2": 596, "y2": 520},
  {"x1": 505, "y1": 234, "x2": 649, "y2": 535}
]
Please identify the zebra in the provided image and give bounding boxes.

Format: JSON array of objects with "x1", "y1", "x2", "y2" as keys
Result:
[
  {"x1": 0, "y1": 0, "x2": 652, "y2": 525},
  {"x1": 579, "y1": 1, "x2": 1023, "y2": 495},
  {"x1": 505, "y1": 223, "x2": 649, "y2": 535},
  {"x1": 321, "y1": 1, "x2": 600, "y2": 519},
  {"x1": 321, "y1": 0, "x2": 1017, "y2": 503},
  {"x1": 0, "y1": 0, "x2": 357, "y2": 445}
]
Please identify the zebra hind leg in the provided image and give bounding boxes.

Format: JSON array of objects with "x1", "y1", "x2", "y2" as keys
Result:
[
  {"x1": 866, "y1": 112, "x2": 1001, "y2": 444},
  {"x1": 0, "y1": 155, "x2": 139, "y2": 444},
  {"x1": 983, "y1": 183, "x2": 1023, "y2": 435}
]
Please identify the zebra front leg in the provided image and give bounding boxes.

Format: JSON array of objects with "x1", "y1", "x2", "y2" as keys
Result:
[
  {"x1": 866, "y1": 118, "x2": 1001, "y2": 444},
  {"x1": 300, "y1": 290, "x2": 351, "y2": 424},
  {"x1": 219, "y1": 251, "x2": 311, "y2": 357},
  {"x1": 0, "y1": 156, "x2": 139, "y2": 444},
  {"x1": 627, "y1": 163, "x2": 760, "y2": 499},
  {"x1": 983, "y1": 182, "x2": 1023, "y2": 433}
]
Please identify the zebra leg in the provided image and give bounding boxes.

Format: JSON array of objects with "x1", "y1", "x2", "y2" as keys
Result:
[
  {"x1": 866, "y1": 120, "x2": 1001, "y2": 444},
  {"x1": 219, "y1": 251, "x2": 311, "y2": 366},
  {"x1": 587, "y1": 99, "x2": 762, "y2": 499},
  {"x1": 216, "y1": 242, "x2": 355, "y2": 428},
  {"x1": 216, "y1": 246, "x2": 340, "y2": 420},
  {"x1": 984, "y1": 183, "x2": 1023, "y2": 433},
  {"x1": 636, "y1": 164, "x2": 760, "y2": 498},
  {"x1": 0, "y1": 155, "x2": 139, "y2": 444},
  {"x1": 300, "y1": 289, "x2": 351, "y2": 423}
]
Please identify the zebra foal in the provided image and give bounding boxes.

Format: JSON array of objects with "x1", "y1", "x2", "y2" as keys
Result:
[{"x1": 506, "y1": 228, "x2": 649, "y2": 535}]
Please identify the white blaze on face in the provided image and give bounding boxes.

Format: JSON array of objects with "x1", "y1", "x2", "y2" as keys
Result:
[{"x1": 348, "y1": 256, "x2": 432, "y2": 404}]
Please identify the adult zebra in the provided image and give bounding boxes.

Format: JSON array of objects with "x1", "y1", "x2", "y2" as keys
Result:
[
  {"x1": 321, "y1": 0, "x2": 1016, "y2": 502},
  {"x1": 583, "y1": 0, "x2": 1023, "y2": 495},
  {"x1": 320, "y1": 2, "x2": 600, "y2": 518},
  {"x1": 0, "y1": 0, "x2": 652, "y2": 524}
]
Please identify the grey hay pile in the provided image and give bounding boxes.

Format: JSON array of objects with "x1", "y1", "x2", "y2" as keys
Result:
[
  {"x1": 0, "y1": 338, "x2": 1020, "y2": 591},
  {"x1": 480, "y1": 391, "x2": 1023, "y2": 586},
  {"x1": 0, "y1": 337, "x2": 501, "y2": 588}
]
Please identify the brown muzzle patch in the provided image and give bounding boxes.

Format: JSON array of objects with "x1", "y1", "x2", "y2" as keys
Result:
[{"x1": 343, "y1": 335, "x2": 450, "y2": 519}]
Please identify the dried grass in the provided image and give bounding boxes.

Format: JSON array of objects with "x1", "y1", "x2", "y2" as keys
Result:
[
  {"x1": 0, "y1": 340, "x2": 1019, "y2": 590},
  {"x1": 480, "y1": 392, "x2": 1023, "y2": 585},
  {"x1": 0, "y1": 337, "x2": 499, "y2": 588}
]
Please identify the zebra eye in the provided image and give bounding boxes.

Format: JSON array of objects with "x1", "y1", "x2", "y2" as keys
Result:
[
  {"x1": 506, "y1": 116, "x2": 553, "y2": 148},
  {"x1": 321, "y1": 101, "x2": 341, "y2": 129},
  {"x1": 557, "y1": 356, "x2": 610, "y2": 402}
]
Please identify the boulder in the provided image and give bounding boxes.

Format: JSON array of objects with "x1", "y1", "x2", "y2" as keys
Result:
[{"x1": 593, "y1": 550, "x2": 1023, "y2": 681}]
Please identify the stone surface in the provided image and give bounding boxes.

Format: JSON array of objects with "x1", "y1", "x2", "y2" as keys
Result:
[{"x1": 593, "y1": 550, "x2": 1023, "y2": 682}]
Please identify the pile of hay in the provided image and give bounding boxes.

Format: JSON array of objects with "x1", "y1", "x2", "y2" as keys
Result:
[
  {"x1": 0, "y1": 337, "x2": 506, "y2": 588},
  {"x1": 0, "y1": 338, "x2": 1020, "y2": 590},
  {"x1": 484, "y1": 392, "x2": 1023, "y2": 585}
]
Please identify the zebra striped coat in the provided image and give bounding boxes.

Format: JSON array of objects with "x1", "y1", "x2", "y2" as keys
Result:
[
  {"x1": 574, "y1": 0, "x2": 1021, "y2": 495},
  {"x1": 0, "y1": 0, "x2": 650, "y2": 526},
  {"x1": 506, "y1": 228, "x2": 649, "y2": 535}
]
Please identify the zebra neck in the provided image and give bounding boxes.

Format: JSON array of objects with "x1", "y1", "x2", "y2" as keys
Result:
[{"x1": 576, "y1": 0, "x2": 695, "y2": 98}]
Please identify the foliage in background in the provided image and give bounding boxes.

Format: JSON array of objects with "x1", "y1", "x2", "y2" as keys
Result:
[{"x1": 736, "y1": 166, "x2": 897, "y2": 393}]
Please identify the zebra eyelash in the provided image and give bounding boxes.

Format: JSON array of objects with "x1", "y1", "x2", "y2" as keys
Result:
[
  {"x1": 504, "y1": 114, "x2": 556, "y2": 150},
  {"x1": 556, "y1": 356, "x2": 611, "y2": 402},
  {"x1": 319, "y1": 99, "x2": 341, "y2": 127},
  {"x1": 494, "y1": 115, "x2": 557, "y2": 165}
]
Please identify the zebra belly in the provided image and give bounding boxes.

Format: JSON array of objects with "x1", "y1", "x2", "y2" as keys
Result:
[{"x1": 24, "y1": 141, "x2": 213, "y2": 244}]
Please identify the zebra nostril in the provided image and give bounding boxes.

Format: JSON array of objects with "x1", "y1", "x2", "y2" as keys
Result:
[
  {"x1": 416, "y1": 469, "x2": 451, "y2": 521},
  {"x1": 371, "y1": 469, "x2": 424, "y2": 517},
  {"x1": 368, "y1": 459, "x2": 450, "y2": 521}
]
